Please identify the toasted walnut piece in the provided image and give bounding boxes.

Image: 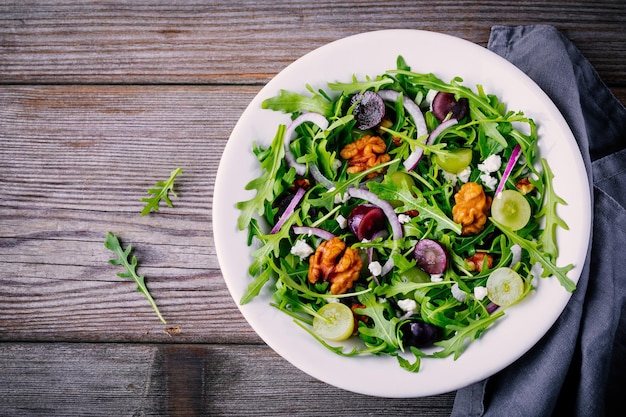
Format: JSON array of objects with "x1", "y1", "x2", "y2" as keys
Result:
[
  {"x1": 452, "y1": 182, "x2": 492, "y2": 236},
  {"x1": 307, "y1": 237, "x2": 362, "y2": 295},
  {"x1": 515, "y1": 178, "x2": 535, "y2": 195},
  {"x1": 465, "y1": 252, "x2": 494, "y2": 272},
  {"x1": 339, "y1": 135, "x2": 391, "y2": 178}
]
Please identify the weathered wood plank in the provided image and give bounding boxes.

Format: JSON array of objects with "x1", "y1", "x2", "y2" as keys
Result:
[
  {"x1": 0, "y1": 342, "x2": 456, "y2": 416},
  {"x1": 1, "y1": 0, "x2": 624, "y2": 93}
]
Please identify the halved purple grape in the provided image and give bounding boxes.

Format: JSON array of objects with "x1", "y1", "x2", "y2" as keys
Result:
[
  {"x1": 350, "y1": 91, "x2": 385, "y2": 130},
  {"x1": 413, "y1": 238, "x2": 448, "y2": 274},
  {"x1": 400, "y1": 320, "x2": 441, "y2": 348},
  {"x1": 347, "y1": 204, "x2": 386, "y2": 240},
  {"x1": 431, "y1": 92, "x2": 469, "y2": 122}
]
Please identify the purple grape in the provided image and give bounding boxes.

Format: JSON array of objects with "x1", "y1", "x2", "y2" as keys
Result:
[
  {"x1": 413, "y1": 239, "x2": 448, "y2": 274},
  {"x1": 400, "y1": 320, "x2": 440, "y2": 348},
  {"x1": 350, "y1": 91, "x2": 385, "y2": 130},
  {"x1": 347, "y1": 204, "x2": 386, "y2": 240},
  {"x1": 432, "y1": 92, "x2": 469, "y2": 122}
]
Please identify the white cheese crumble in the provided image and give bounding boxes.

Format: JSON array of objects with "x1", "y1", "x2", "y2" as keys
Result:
[
  {"x1": 336, "y1": 214, "x2": 347, "y2": 229},
  {"x1": 478, "y1": 154, "x2": 502, "y2": 173},
  {"x1": 332, "y1": 159, "x2": 342, "y2": 170},
  {"x1": 509, "y1": 244, "x2": 522, "y2": 267},
  {"x1": 368, "y1": 261, "x2": 382, "y2": 277},
  {"x1": 473, "y1": 286, "x2": 488, "y2": 301},
  {"x1": 430, "y1": 274, "x2": 444, "y2": 283},
  {"x1": 480, "y1": 173, "x2": 498, "y2": 190},
  {"x1": 397, "y1": 213, "x2": 411, "y2": 224},
  {"x1": 290, "y1": 240, "x2": 313, "y2": 260},
  {"x1": 442, "y1": 170, "x2": 458, "y2": 185},
  {"x1": 457, "y1": 166, "x2": 472, "y2": 183},
  {"x1": 398, "y1": 298, "x2": 418, "y2": 313},
  {"x1": 334, "y1": 192, "x2": 350, "y2": 204},
  {"x1": 530, "y1": 262, "x2": 543, "y2": 287},
  {"x1": 326, "y1": 297, "x2": 340, "y2": 304},
  {"x1": 451, "y1": 283, "x2": 467, "y2": 302}
]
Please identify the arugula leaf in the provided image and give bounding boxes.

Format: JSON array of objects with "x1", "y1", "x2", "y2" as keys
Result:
[
  {"x1": 141, "y1": 168, "x2": 182, "y2": 216},
  {"x1": 104, "y1": 232, "x2": 166, "y2": 324},
  {"x1": 433, "y1": 311, "x2": 504, "y2": 359},
  {"x1": 355, "y1": 291, "x2": 401, "y2": 350},
  {"x1": 536, "y1": 158, "x2": 570, "y2": 261},
  {"x1": 236, "y1": 125, "x2": 286, "y2": 231},
  {"x1": 262, "y1": 87, "x2": 333, "y2": 116},
  {"x1": 366, "y1": 181, "x2": 462, "y2": 234},
  {"x1": 327, "y1": 74, "x2": 394, "y2": 94},
  {"x1": 396, "y1": 347, "x2": 424, "y2": 372},
  {"x1": 491, "y1": 218, "x2": 576, "y2": 292}
]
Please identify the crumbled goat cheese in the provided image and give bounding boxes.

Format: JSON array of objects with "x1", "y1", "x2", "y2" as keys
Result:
[
  {"x1": 509, "y1": 244, "x2": 522, "y2": 267},
  {"x1": 398, "y1": 298, "x2": 418, "y2": 313},
  {"x1": 473, "y1": 286, "x2": 488, "y2": 301},
  {"x1": 368, "y1": 261, "x2": 382, "y2": 277},
  {"x1": 326, "y1": 297, "x2": 340, "y2": 304},
  {"x1": 478, "y1": 154, "x2": 502, "y2": 173},
  {"x1": 398, "y1": 213, "x2": 411, "y2": 224},
  {"x1": 451, "y1": 283, "x2": 467, "y2": 302},
  {"x1": 457, "y1": 166, "x2": 472, "y2": 183},
  {"x1": 480, "y1": 173, "x2": 498, "y2": 190},
  {"x1": 290, "y1": 240, "x2": 313, "y2": 260},
  {"x1": 442, "y1": 170, "x2": 458, "y2": 185},
  {"x1": 531, "y1": 262, "x2": 543, "y2": 287},
  {"x1": 334, "y1": 192, "x2": 350, "y2": 204},
  {"x1": 332, "y1": 159, "x2": 342, "y2": 170},
  {"x1": 336, "y1": 214, "x2": 347, "y2": 229},
  {"x1": 430, "y1": 274, "x2": 444, "y2": 282}
]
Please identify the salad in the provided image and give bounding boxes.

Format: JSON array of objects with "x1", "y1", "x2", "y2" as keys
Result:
[{"x1": 235, "y1": 55, "x2": 574, "y2": 372}]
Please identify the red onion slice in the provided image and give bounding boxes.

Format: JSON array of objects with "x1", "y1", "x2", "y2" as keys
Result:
[
  {"x1": 377, "y1": 90, "x2": 432, "y2": 172},
  {"x1": 270, "y1": 187, "x2": 305, "y2": 234},
  {"x1": 494, "y1": 144, "x2": 522, "y2": 196},
  {"x1": 292, "y1": 226, "x2": 335, "y2": 241},
  {"x1": 347, "y1": 186, "x2": 403, "y2": 240},
  {"x1": 284, "y1": 112, "x2": 329, "y2": 176},
  {"x1": 404, "y1": 118, "x2": 458, "y2": 171},
  {"x1": 309, "y1": 163, "x2": 334, "y2": 189}
]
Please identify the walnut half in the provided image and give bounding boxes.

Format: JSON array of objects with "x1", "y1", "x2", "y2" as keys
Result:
[
  {"x1": 307, "y1": 237, "x2": 362, "y2": 295},
  {"x1": 452, "y1": 182, "x2": 492, "y2": 236},
  {"x1": 339, "y1": 135, "x2": 390, "y2": 178}
]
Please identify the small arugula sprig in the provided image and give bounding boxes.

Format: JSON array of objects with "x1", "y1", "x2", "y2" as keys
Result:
[
  {"x1": 104, "y1": 232, "x2": 166, "y2": 324},
  {"x1": 141, "y1": 168, "x2": 182, "y2": 216}
]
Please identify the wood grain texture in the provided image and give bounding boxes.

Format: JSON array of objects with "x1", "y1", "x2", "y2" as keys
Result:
[
  {"x1": 0, "y1": 342, "x2": 456, "y2": 416},
  {"x1": 1, "y1": 1, "x2": 625, "y2": 415},
  {"x1": 1, "y1": 0, "x2": 625, "y2": 95}
]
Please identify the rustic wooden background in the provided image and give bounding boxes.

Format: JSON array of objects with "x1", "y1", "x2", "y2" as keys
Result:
[{"x1": 1, "y1": 1, "x2": 624, "y2": 415}]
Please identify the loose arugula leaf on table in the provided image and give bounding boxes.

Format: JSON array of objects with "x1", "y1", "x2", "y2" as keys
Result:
[
  {"x1": 236, "y1": 124, "x2": 287, "y2": 230},
  {"x1": 141, "y1": 167, "x2": 182, "y2": 216},
  {"x1": 104, "y1": 232, "x2": 166, "y2": 324}
]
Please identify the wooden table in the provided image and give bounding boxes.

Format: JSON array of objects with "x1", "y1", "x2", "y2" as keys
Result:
[{"x1": 1, "y1": 1, "x2": 624, "y2": 415}]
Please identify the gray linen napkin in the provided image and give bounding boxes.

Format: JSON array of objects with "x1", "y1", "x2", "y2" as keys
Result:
[{"x1": 451, "y1": 25, "x2": 626, "y2": 417}]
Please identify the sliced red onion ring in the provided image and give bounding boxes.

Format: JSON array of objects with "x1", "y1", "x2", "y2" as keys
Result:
[
  {"x1": 309, "y1": 163, "x2": 334, "y2": 189},
  {"x1": 292, "y1": 226, "x2": 335, "y2": 241},
  {"x1": 347, "y1": 186, "x2": 403, "y2": 240},
  {"x1": 381, "y1": 257, "x2": 395, "y2": 276},
  {"x1": 283, "y1": 112, "x2": 329, "y2": 176},
  {"x1": 270, "y1": 187, "x2": 305, "y2": 234},
  {"x1": 495, "y1": 144, "x2": 522, "y2": 196},
  {"x1": 377, "y1": 90, "x2": 436, "y2": 172}
]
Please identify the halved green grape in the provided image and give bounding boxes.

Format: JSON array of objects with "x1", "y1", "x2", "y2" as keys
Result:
[
  {"x1": 491, "y1": 189, "x2": 531, "y2": 231},
  {"x1": 385, "y1": 171, "x2": 416, "y2": 207},
  {"x1": 313, "y1": 302, "x2": 355, "y2": 341},
  {"x1": 400, "y1": 266, "x2": 431, "y2": 284},
  {"x1": 432, "y1": 148, "x2": 473, "y2": 174},
  {"x1": 486, "y1": 267, "x2": 524, "y2": 307}
]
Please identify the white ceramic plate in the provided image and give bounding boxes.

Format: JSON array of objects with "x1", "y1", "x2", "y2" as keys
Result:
[{"x1": 213, "y1": 30, "x2": 591, "y2": 398}]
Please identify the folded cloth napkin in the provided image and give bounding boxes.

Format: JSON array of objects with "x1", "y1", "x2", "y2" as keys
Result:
[{"x1": 451, "y1": 25, "x2": 626, "y2": 417}]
